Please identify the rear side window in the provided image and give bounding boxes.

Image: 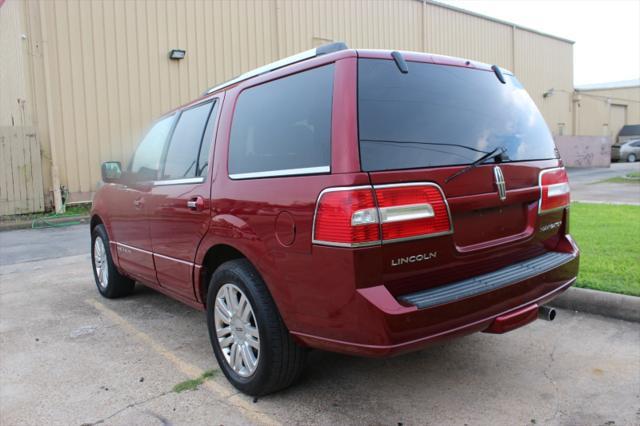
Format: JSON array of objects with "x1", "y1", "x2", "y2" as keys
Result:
[
  {"x1": 228, "y1": 64, "x2": 334, "y2": 178},
  {"x1": 130, "y1": 114, "x2": 176, "y2": 181},
  {"x1": 161, "y1": 101, "x2": 214, "y2": 180},
  {"x1": 358, "y1": 59, "x2": 558, "y2": 171}
]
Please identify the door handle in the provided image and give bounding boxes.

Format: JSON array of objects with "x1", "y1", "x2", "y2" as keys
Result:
[
  {"x1": 133, "y1": 198, "x2": 144, "y2": 209},
  {"x1": 187, "y1": 196, "x2": 205, "y2": 211}
]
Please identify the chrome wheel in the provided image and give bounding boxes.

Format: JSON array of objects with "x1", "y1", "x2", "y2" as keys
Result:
[
  {"x1": 93, "y1": 236, "x2": 108, "y2": 289},
  {"x1": 214, "y1": 283, "x2": 260, "y2": 377}
]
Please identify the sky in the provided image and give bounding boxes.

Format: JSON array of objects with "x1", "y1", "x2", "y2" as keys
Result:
[{"x1": 437, "y1": 0, "x2": 640, "y2": 86}]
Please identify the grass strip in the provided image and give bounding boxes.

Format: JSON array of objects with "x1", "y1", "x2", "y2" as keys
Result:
[{"x1": 570, "y1": 202, "x2": 640, "y2": 296}]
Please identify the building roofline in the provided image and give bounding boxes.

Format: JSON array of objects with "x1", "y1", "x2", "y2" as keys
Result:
[
  {"x1": 424, "y1": 0, "x2": 575, "y2": 45},
  {"x1": 575, "y1": 79, "x2": 640, "y2": 91}
]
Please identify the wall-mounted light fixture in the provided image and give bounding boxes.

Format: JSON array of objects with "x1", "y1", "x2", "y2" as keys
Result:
[{"x1": 169, "y1": 49, "x2": 186, "y2": 60}]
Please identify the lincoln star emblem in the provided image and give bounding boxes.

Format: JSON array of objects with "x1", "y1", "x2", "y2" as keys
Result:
[{"x1": 493, "y1": 166, "x2": 506, "y2": 201}]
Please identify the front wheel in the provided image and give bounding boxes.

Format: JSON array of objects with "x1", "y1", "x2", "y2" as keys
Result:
[
  {"x1": 91, "y1": 224, "x2": 135, "y2": 298},
  {"x1": 206, "y1": 259, "x2": 306, "y2": 396},
  {"x1": 627, "y1": 153, "x2": 637, "y2": 162}
]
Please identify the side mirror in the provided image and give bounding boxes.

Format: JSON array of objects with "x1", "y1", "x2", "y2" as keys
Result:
[{"x1": 101, "y1": 161, "x2": 122, "y2": 183}]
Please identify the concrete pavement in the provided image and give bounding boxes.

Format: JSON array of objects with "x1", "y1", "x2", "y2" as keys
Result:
[
  {"x1": 567, "y1": 162, "x2": 640, "y2": 204},
  {"x1": 1, "y1": 225, "x2": 639, "y2": 425}
]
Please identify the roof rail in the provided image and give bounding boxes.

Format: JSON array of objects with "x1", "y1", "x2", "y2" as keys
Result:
[{"x1": 203, "y1": 42, "x2": 348, "y2": 95}]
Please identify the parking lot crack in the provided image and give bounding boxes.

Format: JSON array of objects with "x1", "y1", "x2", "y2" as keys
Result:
[
  {"x1": 542, "y1": 339, "x2": 566, "y2": 423},
  {"x1": 83, "y1": 390, "x2": 171, "y2": 425}
]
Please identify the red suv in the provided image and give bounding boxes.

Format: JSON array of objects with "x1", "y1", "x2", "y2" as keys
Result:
[{"x1": 90, "y1": 43, "x2": 579, "y2": 395}]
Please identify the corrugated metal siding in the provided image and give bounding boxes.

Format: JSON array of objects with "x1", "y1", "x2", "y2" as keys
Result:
[
  {"x1": 4, "y1": 0, "x2": 576, "y2": 206},
  {"x1": 514, "y1": 29, "x2": 574, "y2": 136},
  {"x1": 423, "y1": 2, "x2": 513, "y2": 70},
  {"x1": 575, "y1": 86, "x2": 640, "y2": 138},
  {"x1": 1, "y1": 0, "x2": 33, "y2": 128}
]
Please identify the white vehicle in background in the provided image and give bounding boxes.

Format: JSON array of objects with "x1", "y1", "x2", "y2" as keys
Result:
[{"x1": 612, "y1": 139, "x2": 640, "y2": 162}]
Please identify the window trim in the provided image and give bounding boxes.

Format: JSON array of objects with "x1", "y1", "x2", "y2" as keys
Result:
[
  {"x1": 154, "y1": 176, "x2": 205, "y2": 186},
  {"x1": 157, "y1": 99, "x2": 216, "y2": 183},
  {"x1": 227, "y1": 63, "x2": 335, "y2": 181},
  {"x1": 229, "y1": 165, "x2": 330, "y2": 180}
]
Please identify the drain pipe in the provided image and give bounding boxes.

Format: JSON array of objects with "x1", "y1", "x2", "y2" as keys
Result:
[{"x1": 539, "y1": 305, "x2": 557, "y2": 321}]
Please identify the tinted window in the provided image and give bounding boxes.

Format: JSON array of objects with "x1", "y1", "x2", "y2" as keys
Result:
[
  {"x1": 197, "y1": 101, "x2": 220, "y2": 177},
  {"x1": 162, "y1": 101, "x2": 213, "y2": 180},
  {"x1": 358, "y1": 59, "x2": 558, "y2": 171},
  {"x1": 229, "y1": 64, "x2": 334, "y2": 177},
  {"x1": 630, "y1": 141, "x2": 640, "y2": 147},
  {"x1": 130, "y1": 114, "x2": 175, "y2": 180}
]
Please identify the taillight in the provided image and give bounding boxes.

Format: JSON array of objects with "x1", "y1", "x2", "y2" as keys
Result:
[
  {"x1": 313, "y1": 187, "x2": 380, "y2": 247},
  {"x1": 539, "y1": 167, "x2": 570, "y2": 214},
  {"x1": 313, "y1": 183, "x2": 452, "y2": 247},
  {"x1": 375, "y1": 184, "x2": 452, "y2": 242}
]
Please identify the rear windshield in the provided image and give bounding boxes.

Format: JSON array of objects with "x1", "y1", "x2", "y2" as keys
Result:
[{"x1": 358, "y1": 59, "x2": 558, "y2": 171}]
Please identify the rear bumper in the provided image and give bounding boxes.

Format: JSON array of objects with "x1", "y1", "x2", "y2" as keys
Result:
[{"x1": 291, "y1": 236, "x2": 579, "y2": 357}]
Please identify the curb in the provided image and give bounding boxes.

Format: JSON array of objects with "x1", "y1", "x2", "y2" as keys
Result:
[
  {"x1": 0, "y1": 215, "x2": 90, "y2": 232},
  {"x1": 549, "y1": 286, "x2": 640, "y2": 323}
]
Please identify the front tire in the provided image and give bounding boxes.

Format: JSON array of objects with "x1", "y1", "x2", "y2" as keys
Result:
[
  {"x1": 627, "y1": 153, "x2": 637, "y2": 162},
  {"x1": 91, "y1": 224, "x2": 135, "y2": 298},
  {"x1": 206, "y1": 259, "x2": 306, "y2": 396}
]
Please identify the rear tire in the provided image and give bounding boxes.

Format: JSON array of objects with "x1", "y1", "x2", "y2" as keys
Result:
[
  {"x1": 628, "y1": 153, "x2": 637, "y2": 162},
  {"x1": 91, "y1": 224, "x2": 135, "y2": 298},
  {"x1": 206, "y1": 259, "x2": 306, "y2": 396}
]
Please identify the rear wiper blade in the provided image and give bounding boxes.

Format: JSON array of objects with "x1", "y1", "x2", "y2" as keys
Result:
[{"x1": 445, "y1": 146, "x2": 507, "y2": 183}]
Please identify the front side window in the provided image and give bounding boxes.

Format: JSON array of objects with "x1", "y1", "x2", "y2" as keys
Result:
[
  {"x1": 228, "y1": 64, "x2": 334, "y2": 178},
  {"x1": 161, "y1": 101, "x2": 214, "y2": 180},
  {"x1": 130, "y1": 114, "x2": 175, "y2": 180}
]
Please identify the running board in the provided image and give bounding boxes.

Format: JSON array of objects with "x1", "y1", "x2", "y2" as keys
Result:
[{"x1": 398, "y1": 252, "x2": 575, "y2": 310}]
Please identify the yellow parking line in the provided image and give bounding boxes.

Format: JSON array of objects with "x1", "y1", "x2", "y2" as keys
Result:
[{"x1": 86, "y1": 298, "x2": 281, "y2": 426}]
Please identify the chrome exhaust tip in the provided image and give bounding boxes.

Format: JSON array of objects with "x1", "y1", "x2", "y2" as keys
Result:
[{"x1": 539, "y1": 305, "x2": 557, "y2": 321}]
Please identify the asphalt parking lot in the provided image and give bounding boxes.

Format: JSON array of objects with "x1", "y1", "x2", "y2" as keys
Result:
[{"x1": 1, "y1": 226, "x2": 639, "y2": 425}]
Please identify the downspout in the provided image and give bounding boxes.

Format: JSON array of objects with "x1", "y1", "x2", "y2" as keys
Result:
[{"x1": 38, "y1": 0, "x2": 63, "y2": 213}]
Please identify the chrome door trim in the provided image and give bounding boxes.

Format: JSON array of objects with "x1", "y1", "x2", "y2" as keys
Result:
[
  {"x1": 153, "y1": 177, "x2": 205, "y2": 186},
  {"x1": 114, "y1": 242, "x2": 198, "y2": 267},
  {"x1": 115, "y1": 241, "x2": 153, "y2": 255},
  {"x1": 229, "y1": 165, "x2": 330, "y2": 180},
  {"x1": 153, "y1": 251, "x2": 194, "y2": 266}
]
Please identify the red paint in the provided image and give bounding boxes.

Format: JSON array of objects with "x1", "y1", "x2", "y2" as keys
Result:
[{"x1": 91, "y1": 48, "x2": 579, "y2": 358}]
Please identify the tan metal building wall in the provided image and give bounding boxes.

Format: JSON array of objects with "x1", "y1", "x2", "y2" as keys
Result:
[
  {"x1": 1, "y1": 0, "x2": 575, "y2": 213},
  {"x1": 574, "y1": 84, "x2": 640, "y2": 141}
]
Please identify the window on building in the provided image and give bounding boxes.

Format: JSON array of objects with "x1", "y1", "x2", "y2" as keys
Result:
[
  {"x1": 161, "y1": 101, "x2": 214, "y2": 180},
  {"x1": 228, "y1": 64, "x2": 334, "y2": 178}
]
